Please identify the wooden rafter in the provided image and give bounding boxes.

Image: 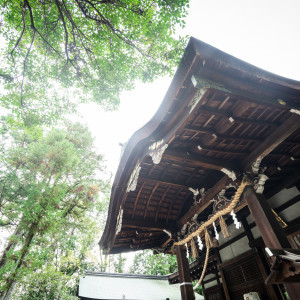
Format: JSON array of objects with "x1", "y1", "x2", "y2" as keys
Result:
[
  {"x1": 100, "y1": 37, "x2": 300, "y2": 255},
  {"x1": 131, "y1": 181, "x2": 145, "y2": 219},
  {"x1": 177, "y1": 116, "x2": 300, "y2": 227},
  {"x1": 177, "y1": 142, "x2": 250, "y2": 156},
  {"x1": 192, "y1": 74, "x2": 300, "y2": 110},
  {"x1": 122, "y1": 218, "x2": 177, "y2": 232},
  {"x1": 163, "y1": 148, "x2": 235, "y2": 171},
  {"x1": 178, "y1": 176, "x2": 231, "y2": 227},
  {"x1": 155, "y1": 186, "x2": 171, "y2": 222},
  {"x1": 199, "y1": 106, "x2": 279, "y2": 128},
  {"x1": 143, "y1": 183, "x2": 159, "y2": 219},
  {"x1": 184, "y1": 126, "x2": 261, "y2": 143},
  {"x1": 242, "y1": 114, "x2": 300, "y2": 171},
  {"x1": 139, "y1": 176, "x2": 191, "y2": 190},
  {"x1": 111, "y1": 239, "x2": 164, "y2": 253}
]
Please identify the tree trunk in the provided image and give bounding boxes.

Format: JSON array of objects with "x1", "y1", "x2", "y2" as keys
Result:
[
  {"x1": 0, "y1": 225, "x2": 21, "y2": 269},
  {"x1": 0, "y1": 221, "x2": 39, "y2": 300}
]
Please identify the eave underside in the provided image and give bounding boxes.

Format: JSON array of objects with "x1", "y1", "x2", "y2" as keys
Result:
[{"x1": 100, "y1": 38, "x2": 300, "y2": 255}]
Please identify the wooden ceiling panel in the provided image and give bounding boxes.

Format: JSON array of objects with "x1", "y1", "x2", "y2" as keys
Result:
[{"x1": 100, "y1": 38, "x2": 300, "y2": 254}]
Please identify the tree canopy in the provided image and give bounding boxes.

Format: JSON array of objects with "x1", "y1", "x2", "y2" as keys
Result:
[
  {"x1": 129, "y1": 250, "x2": 203, "y2": 295},
  {"x1": 129, "y1": 250, "x2": 177, "y2": 276},
  {"x1": 0, "y1": 0, "x2": 189, "y2": 125},
  {"x1": 0, "y1": 120, "x2": 109, "y2": 299}
]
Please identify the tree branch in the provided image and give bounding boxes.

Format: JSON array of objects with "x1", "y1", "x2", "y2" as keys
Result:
[
  {"x1": 78, "y1": 0, "x2": 156, "y2": 60},
  {"x1": 19, "y1": 0, "x2": 37, "y2": 107},
  {"x1": 10, "y1": 2, "x2": 26, "y2": 58},
  {"x1": 20, "y1": 28, "x2": 36, "y2": 107},
  {"x1": 0, "y1": 73, "x2": 14, "y2": 81},
  {"x1": 54, "y1": 0, "x2": 70, "y2": 61}
]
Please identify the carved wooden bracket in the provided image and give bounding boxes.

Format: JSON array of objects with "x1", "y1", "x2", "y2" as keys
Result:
[{"x1": 265, "y1": 248, "x2": 300, "y2": 284}]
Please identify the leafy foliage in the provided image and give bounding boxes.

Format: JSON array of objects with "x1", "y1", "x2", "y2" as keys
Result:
[
  {"x1": 129, "y1": 250, "x2": 177, "y2": 275},
  {"x1": 113, "y1": 254, "x2": 126, "y2": 273},
  {"x1": 129, "y1": 249, "x2": 203, "y2": 296},
  {"x1": 0, "y1": 0, "x2": 189, "y2": 125},
  {"x1": 12, "y1": 267, "x2": 77, "y2": 300},
  {"x1": 0, "y1": 121, "x2": 109, "y2": 298}
]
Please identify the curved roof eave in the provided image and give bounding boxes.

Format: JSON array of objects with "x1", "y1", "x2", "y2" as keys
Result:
[{"x1": 99, "y1": 37, "x2": 300, "y2": 253}]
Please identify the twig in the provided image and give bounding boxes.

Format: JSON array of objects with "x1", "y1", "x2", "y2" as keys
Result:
[
  {"x1": 82, "y1": 0, "x2": 156, "y2": 60},
  {"x1": 0, "y1": 73, "x2": 14, "y2": 81},
  {"x1": 20, "y1": 28, "x2": 36, "y2": 107}
]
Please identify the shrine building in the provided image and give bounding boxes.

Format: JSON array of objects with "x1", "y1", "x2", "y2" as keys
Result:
[{"x1": 100, "y1": 37, "x2": 300, "y2": 300}]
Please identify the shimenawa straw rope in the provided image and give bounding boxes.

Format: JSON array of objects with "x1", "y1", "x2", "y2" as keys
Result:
[{"x1": 173, "y1": 180, "x2": 251, "y2": 289}]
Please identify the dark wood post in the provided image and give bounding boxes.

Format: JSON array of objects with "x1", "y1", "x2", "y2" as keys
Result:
[
  {"x1": 175, "y1": 245, "x2": 195, "y2": 300},
  {"x1": 244, "y1": 186, "x2": 300, "y2": 300},
  {"x1": 215, "y1": 249, "x2": 230, "y2": 300},
  {"x1": 241, "y1": 217, "x2": 282, "y2": 299}
]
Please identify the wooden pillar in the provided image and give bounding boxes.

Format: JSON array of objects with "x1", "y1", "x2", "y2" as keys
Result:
[
  {"x1": 175, "y1": 245, "x2": 195, "y2": 300},
  {"x1": 215, "y1": 249, "x2": 230, "y2": 300},
  {"x1": 215, "y1": 270, "x2": 224, "y2": 300},
  {"x1": 244, "y1": 186, "x2": 300, "y2": 300},
  {"x1": 241, "y1": 217, "x2": 282, "y2": 299}
]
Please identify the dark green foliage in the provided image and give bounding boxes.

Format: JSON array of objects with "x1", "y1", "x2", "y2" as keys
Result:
[
  {"x1": 113, "y1": 254, "x2": 126, "y2": 274},
  {"x1": 129, "y1": 250, "x2": 177, "y2": 276},
  {"x1": 0, "y1": 0, "x2": 189, "y2": 125},
  {"x1": 0, "y1": 121, "x2": 109, "y2": 299},
  {"x1": 130, "y1": 250, "x2": 203, "y2": 296},
  {"x1": 12, "y1": 267, "x2": 77, "y2": 300}
]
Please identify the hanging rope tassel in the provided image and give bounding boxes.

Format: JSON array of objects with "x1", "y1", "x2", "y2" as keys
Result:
[
  {"x1": 204, "y1": 227, "x2": 213, "y2": 248},
  {"x1": 173, "y1": 180, "x2": 251, "y2": 248},
  {"x1": 197, "y1": 235, "x2": 203, "y2": 250},
  {"x1": 219, "y1": 215, "x2": 231, "y2": 238},
  {"x1": 191, "y1": 238, "x2": 198, "y2": 259},
  {"x1": 212, "y1": 221, "x2": 219, "y2": 240},
  {"x1": 171, "y1": 246, "x2": 176, "y2": 255},
  {"x1": 193, "y1": 246, "x2": 210, "y2": 290}
]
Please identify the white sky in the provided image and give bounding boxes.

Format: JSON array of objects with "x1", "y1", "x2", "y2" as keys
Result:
[{"x1": 76, "y1": 0, "x2": 300, "y2": 179}]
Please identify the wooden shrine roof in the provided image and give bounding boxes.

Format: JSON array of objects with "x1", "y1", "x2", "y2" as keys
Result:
[{"x1": 99, "y1": 37, "x2": 300, "y2": 254}]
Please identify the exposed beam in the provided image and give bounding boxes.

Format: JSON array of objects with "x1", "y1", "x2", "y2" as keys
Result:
[
  {"x1": 218, "y1": 222, "x2": 255, "y2": 251},
  {"x1": 140, "y1": 176, "x2": 191, "y2": 190},
  {"x1": 131, "y1": 181, "x2": 145, "y2": 219},
  {"x1": 285, "y1": 217, "x2": 300, "y2": 235},
  {"x1": 184, "y1": 126, "x2": 262, "y2": 143},
  {"x1": 180, "y1": 141, "x2": 250, "y2": 156},
  {"x1": 178, "y1": 176, "x2": 232, "y2": 227},
  {"x1": 191, "y1": 74, "x2": 300, "y2": 110},
  {"x1": 110, "y1": 241, "x2": 163, "y2": 254},
  {"x1": 122, "y1": 218, "x2": 177, "y2": 233},
  {"x1": 178, "y1": 117, "x2": 300, "y2": 226},
  {"x1": 163, "y1": 148, "x2": 235, "y2": 171},
  {"x1": 155, "y1": 186, "x2": 171, "y2": 222},
  {"x1": 274, "y1": 194, "x2": 300, "y2": 214},
  {"x1": 264, "y1": 169, "x2": 300, "y2": 198},
  {"x1": 143, "y1": 184, "x2": 159, "y2": 219},
  {"x1": 115, "y1": 233, "x2": 161, "y2": 243},
  {"x1": 242, "y1": 114, "x2": 300, "y2": 171},
  {"x1": 198, "y1": 106, "x2": 279, "y2": 128},
  {"x1": 160, "y1": 237, "x2": 173, "y2": 248}
]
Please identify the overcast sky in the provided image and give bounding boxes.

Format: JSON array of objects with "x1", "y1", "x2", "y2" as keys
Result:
[{"x1": 76, "y1": 0, "x2": 300, "y2": 178}]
